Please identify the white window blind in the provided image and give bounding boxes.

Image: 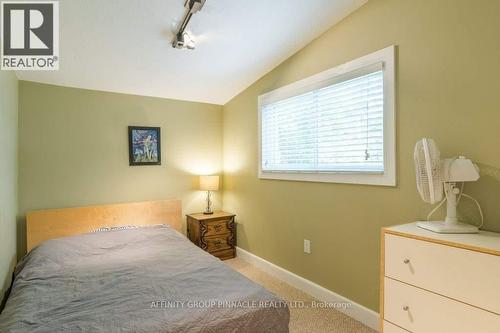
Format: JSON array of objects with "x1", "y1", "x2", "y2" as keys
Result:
[{"x1": 261, "y1": 69, "x2": 384, "y2": 173}]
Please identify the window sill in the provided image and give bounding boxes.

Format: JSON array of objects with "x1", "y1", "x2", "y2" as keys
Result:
[{"x1": 258, "y1": 170, "x2": 396, "y2": 186}]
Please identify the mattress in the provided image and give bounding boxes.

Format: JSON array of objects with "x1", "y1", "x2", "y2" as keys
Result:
[{"x1": 0, "y1": 225, "x2": 289, "y2": 332}]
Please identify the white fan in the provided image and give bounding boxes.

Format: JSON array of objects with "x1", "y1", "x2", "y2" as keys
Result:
[{"x1": 414, "y1": 138, "x2": 482, "y2": 233}]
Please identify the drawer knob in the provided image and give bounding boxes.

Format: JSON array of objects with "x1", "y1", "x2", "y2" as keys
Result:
[
  {"x1": 403, "y1": 305, "x2": 409, "y2": 311},
  {"x1": 403, "y1": 259, "x2": 410, "y2": 264}
]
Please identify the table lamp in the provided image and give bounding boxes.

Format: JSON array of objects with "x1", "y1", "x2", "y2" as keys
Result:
[{"x1": 199, "y1": 175, "x2": 219, "y2": 214}]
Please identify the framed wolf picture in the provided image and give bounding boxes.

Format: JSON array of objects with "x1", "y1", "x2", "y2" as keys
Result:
[{"x1": 128, "y1": 126, "x2": 161, "y2": 166}]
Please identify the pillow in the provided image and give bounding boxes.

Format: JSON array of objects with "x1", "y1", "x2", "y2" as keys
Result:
[
  {"x1": 109, "y1": 225, "x2": 137, "y2": 231},
  {"x1": 92, "y1": 227, "x2": 110, "y2": 232},
  {"x1": 92, "y1": 225, "x2": 137, "y2": 232}
]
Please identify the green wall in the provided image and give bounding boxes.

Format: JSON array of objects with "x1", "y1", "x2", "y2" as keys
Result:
[
  {"x1": 222, "y1": 0, "x2": 500, "y2": 311},
  {"x1": 18, "y1": 81, "x2": 223, "y2": 257},
  {"x1": 0, "y1": 71, "x2": 18, "y2": 298}
]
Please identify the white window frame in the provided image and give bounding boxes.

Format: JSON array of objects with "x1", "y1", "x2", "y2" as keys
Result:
[{"x1": 258, "y1": 45, "x2": 396, "y2": 186}]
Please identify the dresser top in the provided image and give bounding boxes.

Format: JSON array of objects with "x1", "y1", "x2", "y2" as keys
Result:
[{"x1": 384, "y1": 222, "x2": 500, "y2": 256}]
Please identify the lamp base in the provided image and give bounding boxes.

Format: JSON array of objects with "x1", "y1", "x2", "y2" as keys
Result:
[{"x1": 203, "y1": 190, "x2": 214, "y2": 215}]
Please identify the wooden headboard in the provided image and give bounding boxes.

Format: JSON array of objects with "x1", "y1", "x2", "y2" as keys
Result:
[{"x1": 26, "y1": 199, "x2": 182, "y2": 251}]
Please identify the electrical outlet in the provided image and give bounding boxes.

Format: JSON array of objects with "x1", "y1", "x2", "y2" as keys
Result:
[{"x1": 304, "y1": 239, "x2": 311, "y2": 254}]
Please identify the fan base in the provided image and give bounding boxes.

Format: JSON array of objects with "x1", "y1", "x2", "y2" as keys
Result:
[{"x1": 416, "y1": 221, "x2": 479, "y2": 234}]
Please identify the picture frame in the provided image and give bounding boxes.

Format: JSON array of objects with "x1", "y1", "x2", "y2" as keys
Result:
[{"x1": 128, "y1": 126, "x2": 161, "y2": 166}]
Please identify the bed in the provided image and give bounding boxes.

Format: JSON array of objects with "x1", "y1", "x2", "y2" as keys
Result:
[{"x1": 0, "y1": 200, "x2": 289, "y2": 332}]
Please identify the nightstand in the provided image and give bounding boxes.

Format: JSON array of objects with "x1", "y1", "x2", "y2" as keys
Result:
[{"x1": 186, "y1": 211, "x2": 236, "y2": 260}]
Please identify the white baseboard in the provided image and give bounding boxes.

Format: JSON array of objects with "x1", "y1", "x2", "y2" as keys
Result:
[{"x1": 235, "y1": 247, "x2": 380, "y2": 331}]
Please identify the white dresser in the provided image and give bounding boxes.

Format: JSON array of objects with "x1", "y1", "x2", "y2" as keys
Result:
[{"x1": 380, "y1": 223, "x2": 500, "y2": 333}]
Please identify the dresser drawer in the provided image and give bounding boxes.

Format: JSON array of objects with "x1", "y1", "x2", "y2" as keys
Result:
[
  {"x1": 385, "y1": 234, "x2": 500, "y2": 314},
  {"x1": 204, "y1": 219, "x2": 231, "y2": 237},
  {"x1": 383, "y1": 321, "x2": 409, "y2": 333},
  {"x1": 384, "y1": 277, "x2": 500, "y2": 333},
  {"x1": 205, "y1": 235, "x2": 231, "y2": 252}
]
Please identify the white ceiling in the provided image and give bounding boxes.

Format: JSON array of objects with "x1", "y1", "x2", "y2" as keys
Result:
[{"x1": 16, "y1": 0, "x2": 367, "y2": 105}]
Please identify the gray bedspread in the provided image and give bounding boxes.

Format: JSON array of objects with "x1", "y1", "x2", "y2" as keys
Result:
[{"x1": 0, "y1": 225, "x2": 289, "y2": 332}]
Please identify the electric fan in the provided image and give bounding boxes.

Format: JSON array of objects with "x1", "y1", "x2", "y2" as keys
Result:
[{"x1": 414, "y1": 138, "x2": 482, "y2": 233}]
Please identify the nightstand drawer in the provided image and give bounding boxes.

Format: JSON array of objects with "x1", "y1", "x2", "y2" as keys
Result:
[
  {"x1": 205, "y1": 235, "x2": 231, "y2": 252},
  {"x1": 204, "y1": 219, "x2": 231, "y2": 237},
  {"x1": 212, "y1": 248, "x2": 235, "y2": 260}
]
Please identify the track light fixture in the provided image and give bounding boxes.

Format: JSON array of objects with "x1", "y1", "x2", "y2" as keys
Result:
[{"x1": 172, "y1": 0, "x2": 206, "y2": 50}]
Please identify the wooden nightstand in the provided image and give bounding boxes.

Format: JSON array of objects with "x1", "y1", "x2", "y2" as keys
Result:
[{"x1": 186, "y1": 211, "x2": 236, "y2": 260}]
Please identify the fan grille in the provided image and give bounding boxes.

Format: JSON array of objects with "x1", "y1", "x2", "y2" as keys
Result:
[{"x1": 414, "y1": 138, "x2": 443, "y2": 204}]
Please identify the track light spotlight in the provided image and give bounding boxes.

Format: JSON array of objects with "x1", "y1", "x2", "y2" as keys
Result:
[
  {"x1": 185, "y1": 0, "x2": 206, "y2": 14},
  {"x1": 172, "y1": 0, "x2": 206, "y2": 50}
]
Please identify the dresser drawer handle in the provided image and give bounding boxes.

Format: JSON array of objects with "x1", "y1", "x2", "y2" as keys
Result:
[
  {"x1": 403, "y1": 259, "x2": 410, "y2": 264},
  {"x1": 402, "y1": 305, "x2": 409, "y2": 311},
  {"x1": 213, "y1": 224, "x2": 222, "y2": 232}
]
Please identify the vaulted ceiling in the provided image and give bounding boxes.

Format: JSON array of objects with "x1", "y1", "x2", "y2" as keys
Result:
[{"x1": 16, "y1": 0, "x2": 367, "y2": 104}]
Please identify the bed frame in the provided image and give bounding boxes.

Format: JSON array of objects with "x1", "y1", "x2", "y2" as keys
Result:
[{"x1": 26, "y1": 199, "x2": 182, "y2": 251}]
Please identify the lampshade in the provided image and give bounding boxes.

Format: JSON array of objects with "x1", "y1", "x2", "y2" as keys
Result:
[{"x1": 199, "y1": 175, "x2": 219, "y2": 191}]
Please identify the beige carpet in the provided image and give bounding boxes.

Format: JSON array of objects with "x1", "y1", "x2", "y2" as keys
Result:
[{"x1": 225, "y1": 258, "x2": 376, "y2": 333}]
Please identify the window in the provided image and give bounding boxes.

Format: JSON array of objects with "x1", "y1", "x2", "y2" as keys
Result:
[{"x1": 258, "y1": 46, "x2": 395, "y2": 186}]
